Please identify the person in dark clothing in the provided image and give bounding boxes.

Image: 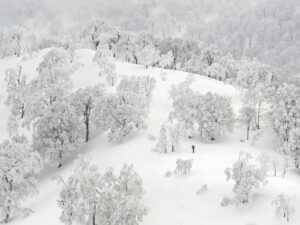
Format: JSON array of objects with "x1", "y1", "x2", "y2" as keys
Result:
[{"x1": 192, "y1": 145, "x2": 195, "y2": 154}]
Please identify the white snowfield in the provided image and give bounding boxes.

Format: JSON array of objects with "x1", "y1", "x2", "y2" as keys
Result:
[{"x1": 1, "y1": 49, "x2": 300, "y2": 225}]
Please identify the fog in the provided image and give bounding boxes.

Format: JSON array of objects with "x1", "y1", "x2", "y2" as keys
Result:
[{"x1": 1, "y1": 0, "x2": 299, "y2": 76}]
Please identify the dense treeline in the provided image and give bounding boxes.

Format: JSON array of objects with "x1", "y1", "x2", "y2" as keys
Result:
[{"x1": 1, "y1": 0, "x2": 300, "y2": 78}]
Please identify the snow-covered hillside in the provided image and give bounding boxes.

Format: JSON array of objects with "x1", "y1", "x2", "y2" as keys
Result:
[{"x1": 1, "y1": 49, "x2": 300, "y2": 225}]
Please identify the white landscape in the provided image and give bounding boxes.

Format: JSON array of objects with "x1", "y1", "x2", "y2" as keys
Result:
[{"x1": 0, "y1": 1, "x2": 300, "y2": 225}]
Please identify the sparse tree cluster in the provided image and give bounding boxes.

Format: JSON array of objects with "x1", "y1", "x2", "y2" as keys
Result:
[
  {"x1": 94, "y1": 43, "x2": 119, "y2": 86},
  {"x1": 223, "y1": 151, "x2": 267, "y2": 206},
  {"x1": 173, "y1": 158, "x2": 193, "y2": 175},
  {"x1": 268, "y1": 83, "x2": 300, "y2": 168},
  {"x1": 153, "y1": 119, "x2": 185, "y2": 153},
  {"x1": 272, "y1": 193, "x2": 295, "y2": 222},
  {"x1": 236, "y1": 59, "x2": 276, "y2": 134},
  {"x1": 170, "y1": 78, "x2": 235, "y2": 142},
  {"x1": 58, "y1": 160, "x2": 147, "y2": 225},
  {"x1": 28, "y1": 49, "x2": 84, "y2": 168},
  {"x1": 0, "y1": 136, "x2": 42, "y2": 223},
  {"x1": 92, "y1": 75, "x2": 156, "y2": 142}
]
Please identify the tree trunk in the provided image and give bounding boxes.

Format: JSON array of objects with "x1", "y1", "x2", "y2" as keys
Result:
[
  {"x1": 21, "y1": 104, "x2": 25, "y2": 119},
  {"x1": 57, "y1": 150, "x2": 63, "y2": 168},
  {"x1": 85, "y1": 118, "x2": 89, "y2": 143},
  {"x1": 92, "y1": 204, "x2": 96, "y2": 225},
  {"x1": 295, "y1": 160, "x2": 299, "y2": 169},
  {"x1": 246, "y1": 124, "x2": 250, "y2": 140},
  {"x1": 173, "y1": 57, "x2": 176, "y2": 70},
  {"x1": 3, "y1": 178, "x2": 12, "y2": 223},
  {"x1": 2, "y1": 49, "x2": 7, "y2": 58},
  {"x1": 84, "y1": 107, "x2": 91, "y2": 143},
  {"x1": 133, "y1": 55, "x2": 138, "y2": 64},
  {"x1": 256, "y1": 102, "x2": 262, "y2": 129},
  {"x1": 4, "y1": 206, "x2": 10, "y2": 223},
  {"x1": 3, "y1": 212, "x2": 9, "y2": 223}
]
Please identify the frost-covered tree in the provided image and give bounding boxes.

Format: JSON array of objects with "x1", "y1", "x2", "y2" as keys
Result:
[
  {"x1": 0, "y1": 27, "x2": 24, "y2": 58},
  {"x1": 224, "y1": 151, "x2": 267, "y2": 205},
  {"x1": 182, "y1": 54, "x2": 203, "y2": 74},
  {"x1": 159, "y1": 51, "x2": 173, "y2": 69},
  {"x1": 94, "y1": 43, "x2": 111, "y2": 69},
  {"x1": 80, "y1": 19, "x2": 113, "y2": 50},
  {"x1": 235, "y1": 60, "x2": 275, "y2": 130},
  {"x1": 93, "y1": 43, "x2": 111, "y2": 69},
  {"x1": 204, "y1": 62, "x2": 227, "y2": 80},
  {"x1": 153, "y1": 123, "x2": 170, "y2": 153},
  {"x1": 285, "y1": 128, "x2": 300, "y2": 168},
  {"x1": 158, "y1": 38, "x2": 182, "y2": 69},
  {"x1": 173, "y1": 158, "x2": 193, "y2": 175},
  {"x1": 272, "y1": 193, "x2": 295, "y2": 222},
  {"x1": 9, "y1": 27, "x2": 23, "y2": 57},
  {"x1": 280, "y1": 156, "x2": 290, "y2": 178},
  {"x1": 170, "y1": 77, "x2": 234, "y2": 142},
  {"x1": 169, "y1": 76, "x2": 198, "y2": 134},
  {"x1": 95, "y1": 94, "x2": 145, "y2": 142},
  {"x1": 269, "y1": 83, "x2": 300, "y2": 164},
  {"x1": 117, "y1": 164, "x2": 144, "y2": 197},
  {"x1": 0, "y1": 26, "x2": 36, "y2": 57},
  {"x1": 32, "y1": 99, "x2": 84, "y2": 168},
  {"x1": 4, "y1": 65, "x2": 26, "y2": 118},
  {"x1": 270, "y1": 154, "x2": 290, "y2": 178},
  {"x1": 58, "y1": 160, "x2": 147, "y2": 225},
  {"x1": 71, "y1": 85, "x2": 106, "y2": 142},
  {"x1": 93, "y1": 44, "x2": 118, "y2": 86},
  {"x1": 196, "y1": 92, "x2": 235, "y2": 142},
  {"x1": 238, "y1": 106, "x2": 256, "y2": 140},
  {"x1": 258, "y1": 153, "x2": 289, "y2": 178},
  {"x1": 168, "y1": 119, "x2": 185, "y2": 152},
  {"x1": 4, "y1": 65, "x2": 27, "y2": 123},
  {"x1": 200, "y1": 46, "x2": 221, "y2": 67},
  {"x1": 138, "y1": 44, "x2": 159, "y2": 69},
  {"x1": 153, "y1": 119, "x2": 185, "y2": 153},
  {"x1": 235, "y1": 58, "x2": 274, "y2": 90},
  {"x1": 58, "y1": 159, "x2": 102, "y2": 225},
  {"x1": 91, "y1": 76, "x2": 155, "y2": 142},
  {"x1": 27, "y1": 48, "x2": 74, "y2": 123},
  {"x1": 242, "y1": 82, "x2": 275, "y2": 130},
  {"x1": 117, "y1": 75, "x2": 156, "y2": 104},
  {"x1": 94, "y1": 75, "x2": 155, "y2": 142},
  {"x1": 104, "y1": 63, "x2": 118, "y2": 86},
  {"x1": 0, "y1": 28, "x2": 9, "y2": 58},
  {"x1": 217, "y1": 54, "x2": 238, "y2": 82},
  {"x1": 113, "y1": 31, "x2": 137, "y2": 62},
  {"x1": 0, "y1": 136, "x2": 42, "y2": 223}
]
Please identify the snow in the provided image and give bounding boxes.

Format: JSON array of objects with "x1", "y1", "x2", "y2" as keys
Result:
[{"x1": 1, "y1": 48, "x2": 300, "y2": 225}]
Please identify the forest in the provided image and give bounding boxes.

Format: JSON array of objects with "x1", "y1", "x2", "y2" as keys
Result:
[{"x1": 0, "y1": 0, "x2": 300, "y2": 225}]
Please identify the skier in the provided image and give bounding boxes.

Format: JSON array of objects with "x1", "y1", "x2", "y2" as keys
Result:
[{"x1": 192, "y1": 145, "x2": 195, "y2": 154}]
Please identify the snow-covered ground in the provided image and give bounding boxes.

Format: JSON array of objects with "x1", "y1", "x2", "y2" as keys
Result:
[{"x1": 1, "y1": 49, "x2": 300, "y2": 225}]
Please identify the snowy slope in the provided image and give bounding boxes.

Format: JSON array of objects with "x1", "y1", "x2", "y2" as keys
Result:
[{"x1": 1, "y1": 49, "x2": 300, "y2": 225}]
